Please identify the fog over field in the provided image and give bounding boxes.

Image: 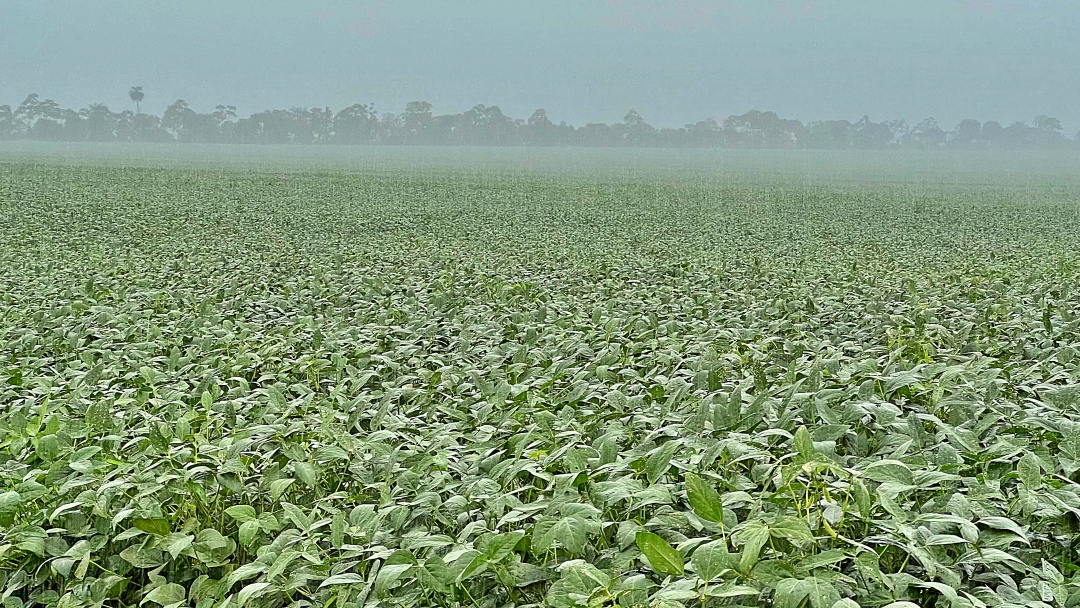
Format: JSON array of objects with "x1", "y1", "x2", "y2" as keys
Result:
[{"x1": 3, "y1": 141, "x2": 1080, "y2": 187}]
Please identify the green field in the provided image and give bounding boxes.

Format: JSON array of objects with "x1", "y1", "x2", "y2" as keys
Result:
[{"x1": 2, "y1": 148, "x2": 1080, "y2": 608}]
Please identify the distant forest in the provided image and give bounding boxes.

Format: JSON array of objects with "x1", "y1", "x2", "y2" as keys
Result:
[{"x1": 2, "y1": 91, "x2": 1078, "y2": 150}]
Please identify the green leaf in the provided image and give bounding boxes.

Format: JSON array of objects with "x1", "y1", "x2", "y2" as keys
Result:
[
  {"x1": 280, "y1": 502, "x2": 311, "y2": 530},
  {"x1": 481, "y1": 530, "x2": 525, "y2": 562},
  {"x1": 685, "y1": 473, "x2": 724, "y2": 523},
  {"x1": 268, "y1": 478, "x2": 294, "y2": 502},
  {"x1": 924, "y1": 534, "x2": 969, "y2": 546},
  {"x1": 238, "y1": 521, "x2": 259, "y2": 547},
  {"x1": 852, "y1": 478, "x2": 871, "y2": 519},
  {"x1": 509, "y1": 562, "x2": 553, "y2": 588},
  {"x1": 0, "y1": 491, "x2": 22, "y2": 515},
  {"x1": 733, "y1": 520, "x2": 770, "y2": 572},
  {"x1": 691, "y1": 539, "x2": 731, "y2": 582},
  {"x1": 53, "y1": 557, "x2": 76, "y2": 578},
  {"x1": 453, "y1": 551, "x2": 489, "y2": 583},
  {"x1": 120, "y1": 545, "x2": 166, "y2": 568},
  {"x1": 653, "y1": 578, "x2": 699, "y2": 601},
  {"x1": 774, "y1": 578, "x2": 810, "y2": 608},
  {"x1": 916, "y1": 582, "x2": 963, "y2": 607},
  {"x1": 978, "y1": 516, "x2": 1030, "y2": 543},
  {"x1": 804, "y1": 578, "x2": 841, "y2": 608},
  {"x1": 534, "y1": 516, "x2": 589, "y2": 555},
  {"x1": 264, "y1": 551, "x2": 299, "y2": 584},
  {"x1": 547, "y1": 560, "x2": 611, "y2": 608},
  {"x1": 161, "y1": 533, "x2": 194, "y2": 559},
  {"x1": 418, "y1": 556, "x2": 452, "y2": 593},
  {"x1": 883, "y1": 371, "x2": 920, "y2": 395},
  {"x1": 293, "y1": 462, "x2": 317, "y2": 488},
  {"x1": 258, "y1": 513, "x2": 280, "y2": 532},
  {"x1": 775, "y1": 577, "x2": 840, "y2": 608},
  {"x1": 1017, "y1": 453, "x2": 1042, "y2": 489},
  {"x1": 793, "y1": 425, "x2": 815, "y2": 461},
  {"x1": 225, "y1": 505, "x2": 257, "y2": 523},
  {"x1": 142, "y1": 583, "x2": 185, "y2": 607},
  {"x1": 50, "y1": 502, "x2": 83, "y2": 522},
  {"x1": 318, "y1": 573, "x2": 366, "y2": 589},
  {"x1": 704, "y1": 583, "x2": 760, "y2": 599},
  {"x1": 958, "y1": 547, "x2": 1025, "y2": 567},
  {"x1": 331, "y1": 510, "x2": 346, "y2": 548},
  {"x1": 65, "y1": 540, "x2": 91, "y2": 581},
  {"x1": 374, "y1": 564, "x2": 413, "y2": 597},
  {"x1": 635, "y1": 531, "x2": 684, "y2": 576},
  {"x1": 193, "y1": 528, "x2": 235, "y2": 566},
  {"x1": 236, "y1": 582, "x2": 273, "y2": 608},
  {"x1": 770, "y1": 516, "x2": 815, "y2": 541},
  {"x1": 797, "y1": 549, "x2": 847, "y2": 572},
  {"x1": 862, "y1": 460, "x2": 914, "y2": 486},
  {"x1": 385, "y1": 548, "x2": 417, "y2": 566},
  {"x1": 226, "y1": 563, "x2": 267, "y2": 587},
  {"x1": 1061, "y1": 430, "x2": 1080, "y2": 460},
  {"x1": 645, "y1": 440, "x2": 681, "y2": 485},
  {"x1": 133, "y1": 518, "x2": 170, "y2": 536},
  {"x1": 314, "y1": 445, "x2": 349, "y2": 463}
]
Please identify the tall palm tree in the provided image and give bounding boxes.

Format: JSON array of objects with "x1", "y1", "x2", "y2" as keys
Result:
[{"x1": 129, "y1": 86, "x2": 145, "y2": 115}]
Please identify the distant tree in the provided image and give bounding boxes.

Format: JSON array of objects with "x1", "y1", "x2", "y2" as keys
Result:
[
  {"x1": 980, "y1": 121, "x2": 1003, "y2": 147},
  {"x1": 162, "y1": 99, "x2": 191, "y2": 139},
  {"x1": 213, "y1": 105, "x2": 237, "y2": 122},
  {"x1": 465, "y1": 104, "x2": 515, "y2": 145},
  {"x1": 162, "y1": 99, "x2": 225, "y2": 142},
  {"x1": 904, "y1": 117, "x2": 946, "y2": 148},
  {"x1": 527, "y1": 109, "x2": 552, "y2": 129},
  {"x1": 210, "y1": 105, "x2": 238, "y2": 141},
  {"x1": 1034, "y1": 115, "x2": 1063, "y2": 134},
  {"x1": 853, "y1": 116, "x2": 894, "y2": 149},
  {"x1": 1001, "y1": 121, "x2": 1033, "y2": 150},
  {"x1": 622, "y1": 109, "x2": 655, "y2": 146},
  {"x1": 1032, "y1": 115, "x2": 1069, "y2": 148},
  {"x1": 5, "y1": 90, "x2": 1077, "y2": 150},
  {"x1": 724, "y1": 110, "x2": 802, "y2": 149},
  {"x1": 886, "y1": 120, "x2": 909, "y2": 146},
  {"x1": 83, "y1": 103, "x2": 118, "y2": 141},
  {"x1": 0, "y1": 105, "x2": 14, "y2": 139},
  {"x1": 16, "y1": 94, "x2": 65, "y2": 140},
  {"x1": 684, "y1": 118, "x2": 721, "y2": 148},
  {"x1": 524, "y1": 109, "x2": 553, "y2": 146},
  {"x1": 309, "y1": 107, "x2": 334, "y2": 142},
  {"x1": 56, "y1": 107, "x2": 86, "y2": 141},
  {"x1": 805, "y1": 120, "x2": 853, "y2": 149},
  {"x1": 237, "y1": 108, "x2": 309, "y2": 144},
  {"x1": 399, "y1": 101, "x2": 433, "y2": 144},
  {"x1": 950, "y1": 119, "x2": 981, "y2": 148},
  {"x1": 115, "y1": 108, "x2": 167, "y2": 142},
  {"x1": 129, "y1": 86, "x2": 145, "y2": 114},
  {"x1": 576, "y1": 122, "x2": 617, "y2": 147},
  {"x1": 331, "y1": 103, "x2": 378, "y2": 144},
  {"x1": 523, "y1": 109, "x2": 575, "y2": 146}
]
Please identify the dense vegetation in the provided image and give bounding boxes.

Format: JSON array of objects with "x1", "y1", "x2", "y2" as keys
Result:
[
  {"x1": 2, "y1": 155, "x2": 1080, "y2": 608},
  {"x1": 3, "y1": 92, "x2": 1078, "y2": 149}
]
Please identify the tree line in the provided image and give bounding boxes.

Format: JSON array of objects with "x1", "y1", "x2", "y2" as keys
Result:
[{"x1": 2, "y1": 91, "x2": 1077, "y2": 150}]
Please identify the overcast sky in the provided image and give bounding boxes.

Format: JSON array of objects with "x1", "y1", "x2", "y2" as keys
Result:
[{"x1": 2, "y1": 0, "x2": 1077, "y2": 131}]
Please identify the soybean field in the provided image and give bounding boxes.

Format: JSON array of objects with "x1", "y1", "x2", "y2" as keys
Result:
[{"x1": 2, "y1": 148, "x2": 1080, "y2": 608}]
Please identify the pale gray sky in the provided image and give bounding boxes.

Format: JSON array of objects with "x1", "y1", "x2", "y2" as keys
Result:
[{"x1": 2, "y1": 1, "x2": 1077, "y2": 131}]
